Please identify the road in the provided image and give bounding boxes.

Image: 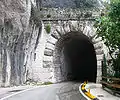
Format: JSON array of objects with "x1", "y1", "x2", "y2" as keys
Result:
[{"x1": 2, "y1": 82, "x2": 83, "y2": 100}]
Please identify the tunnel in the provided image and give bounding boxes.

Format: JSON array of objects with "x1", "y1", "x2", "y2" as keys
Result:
[{"x1": 59, "y1": 32, "x2": 97, "y2": 83}]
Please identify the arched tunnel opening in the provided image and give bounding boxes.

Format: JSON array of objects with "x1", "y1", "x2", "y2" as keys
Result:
[{"x1": 61, "y1": 32, "x2": 97, "y2": 83}]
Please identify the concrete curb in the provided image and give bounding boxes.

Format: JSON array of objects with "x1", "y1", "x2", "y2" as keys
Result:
[
  {"x1": 79, "y1": 83, "x2": 91, "y2": 100},
  {"x1": 79, "y1": 82, "x2": 99, "y2": 100}
]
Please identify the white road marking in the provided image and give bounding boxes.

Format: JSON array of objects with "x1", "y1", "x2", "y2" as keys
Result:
[{"x1": 0, "y1": 85, "x2": 49, "y2": 100}]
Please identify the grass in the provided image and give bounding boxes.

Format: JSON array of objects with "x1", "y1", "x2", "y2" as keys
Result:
[
  {"x1": 45, "y1": 24, "x2": 51, "y2": 34},
  {"x1": 41, "y1": 82, "x2": 53, "y2": 85}
]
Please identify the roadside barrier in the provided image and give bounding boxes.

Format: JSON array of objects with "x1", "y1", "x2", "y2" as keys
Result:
[{"x1": 80, "y1": 81, "x2": 99, "y2": 100}]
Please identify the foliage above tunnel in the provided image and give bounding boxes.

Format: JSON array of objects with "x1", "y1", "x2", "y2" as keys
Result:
[{"x1": 94, "y1": 0, "x2": 120, "y2": 77}]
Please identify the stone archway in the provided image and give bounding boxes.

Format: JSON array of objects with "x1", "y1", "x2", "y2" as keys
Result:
[
  {"x1": 43, "y1": 21, "x2": 103, "y2": 83},
  {"x1": 54, "y1": 31, "x2": 97, "y2": 82}
]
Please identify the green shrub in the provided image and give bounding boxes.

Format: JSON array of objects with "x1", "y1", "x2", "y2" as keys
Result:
[
  {"x1": 45, "y1": 24, "x2": 51, "y2": 34},
  {"x1": 94, "y1": 0, "x2": 120, "y2": 78},
  {"x1": 41, "y1": 81, "x2": 53, "y2": 85}
]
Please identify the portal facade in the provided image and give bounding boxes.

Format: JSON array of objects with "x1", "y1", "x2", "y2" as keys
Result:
[{"x1": 42, "y1": 20, "x2": 103, "y2": 83}]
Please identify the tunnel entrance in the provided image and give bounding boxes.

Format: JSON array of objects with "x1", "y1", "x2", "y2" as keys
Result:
[{"x1": 55, "y1": 32, "x2": 97, "y2": 83}]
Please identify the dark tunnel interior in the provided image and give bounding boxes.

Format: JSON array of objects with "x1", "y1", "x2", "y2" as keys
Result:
[{"x1": 63, "y1": 35, "x2": 97, "y2": 83}]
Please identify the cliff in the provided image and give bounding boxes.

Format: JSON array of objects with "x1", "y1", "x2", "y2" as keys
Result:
[{"x1": 0, "y1": 0, "x2": 42, "y2": 86}]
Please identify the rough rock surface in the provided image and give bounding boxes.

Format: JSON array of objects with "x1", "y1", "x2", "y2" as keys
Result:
[
  {"x1": 0, "y1": 0, "x2": 41, "y2": 86},
  {"x1": 42, "y1": 0, "x2": 104, "y2": 8}
]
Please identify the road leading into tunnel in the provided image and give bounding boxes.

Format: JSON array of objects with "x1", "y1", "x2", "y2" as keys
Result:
[{"x1": 2, "y1": 82, "x2": 83, "y2": 100}]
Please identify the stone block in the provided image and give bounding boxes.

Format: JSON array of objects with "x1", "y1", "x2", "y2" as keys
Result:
[
  {"x1": 44, "y1": 49, "x2": 53, "y2": 56},
  {"x1": 43, "y1": 61, "x2": 52, "y2": 68},
  {"x1": 94, "y1": 42, "x2": 103, "y2": 49},
  {"x1": 63, "y1": 23, "x2": 71, "y2": 33},
  {"x1": 97, "y1": 68, "x2": 102, "y2": 77},
  {"x1": 96, "y1": 76, "x2": 102, "y2": 83},
  {"x1": 95, "y1": 49, "x2": 103, "y2": 55},
  {"x1": 51, "y1": 33, "x2": 59, "y2": 39},
  {"x1": 45, "y1": 43, "x2": 55, "y2": 50},
  {"x1": 43, "y1": 56, "x2": 53, "y2": 62},
  {"x1": 56, "y1": 26, "x2": 63, "y2": 36},
  {"x1": 47, "y1": 35, "x2": 57, "y2": 45},
  {"x1": 96, "y1": 55, "x2": 103, "y2": 61},
  {"x1": 92, "y1": 37, "x2": 102, "y2": 44},
  {"x1": 97, "y1": 61, "x2": 102, "y2": 67}
]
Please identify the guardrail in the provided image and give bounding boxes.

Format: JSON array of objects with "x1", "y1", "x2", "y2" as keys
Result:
[
  {"x1": 101, "y1": 76, "x2": 120, "y2": 95},
  {"x1": 79, "y1": 81, "x2": 99, "y2": 100}
]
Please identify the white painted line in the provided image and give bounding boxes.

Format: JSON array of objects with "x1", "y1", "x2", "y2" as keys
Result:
[
  {"x1": 0, "y1": 85, "x2": 49, "y2": 100},
  {"x1": 79, "y1": 83, "x2": 91, "y2": 100}
]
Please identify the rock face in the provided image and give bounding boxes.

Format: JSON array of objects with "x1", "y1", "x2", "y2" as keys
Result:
[
  {"x1": 42, "y1": 0, "x2": 104, "y2": 8},
  {"x1": 0, "y1": 0, "x2": 42, "y2": 86}
]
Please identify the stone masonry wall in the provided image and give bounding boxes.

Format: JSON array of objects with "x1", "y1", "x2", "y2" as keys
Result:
[
  {"x1": 44, "y1": 21, "x2": 103, "y2": 83},
  {"x1": 32, "y1": 19, "x2": 104, "y2": 83}
]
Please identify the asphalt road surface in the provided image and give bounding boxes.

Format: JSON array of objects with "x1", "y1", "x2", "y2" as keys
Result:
[{"x1": 3, "y1": 82, "x2": 83, "y2": 100}]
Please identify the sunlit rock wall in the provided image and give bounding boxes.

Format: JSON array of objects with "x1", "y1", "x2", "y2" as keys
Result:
[{"x1": 0, "y1": 0, "x2": 42, "y2": 86}]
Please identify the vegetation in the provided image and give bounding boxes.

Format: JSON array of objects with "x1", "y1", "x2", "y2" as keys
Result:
[
  {"x1": 45, "y1": 24, "x2": 51, "y2": 34},
  {"x1": 30, "y1": 4, "x2": 43, "y2": 27},
  {"x1": 41, "y1": 81, "x2": 53, "y2": 85},
  {"x1": 94, "y1": 0, "x2": 120, "y2": 78}
]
